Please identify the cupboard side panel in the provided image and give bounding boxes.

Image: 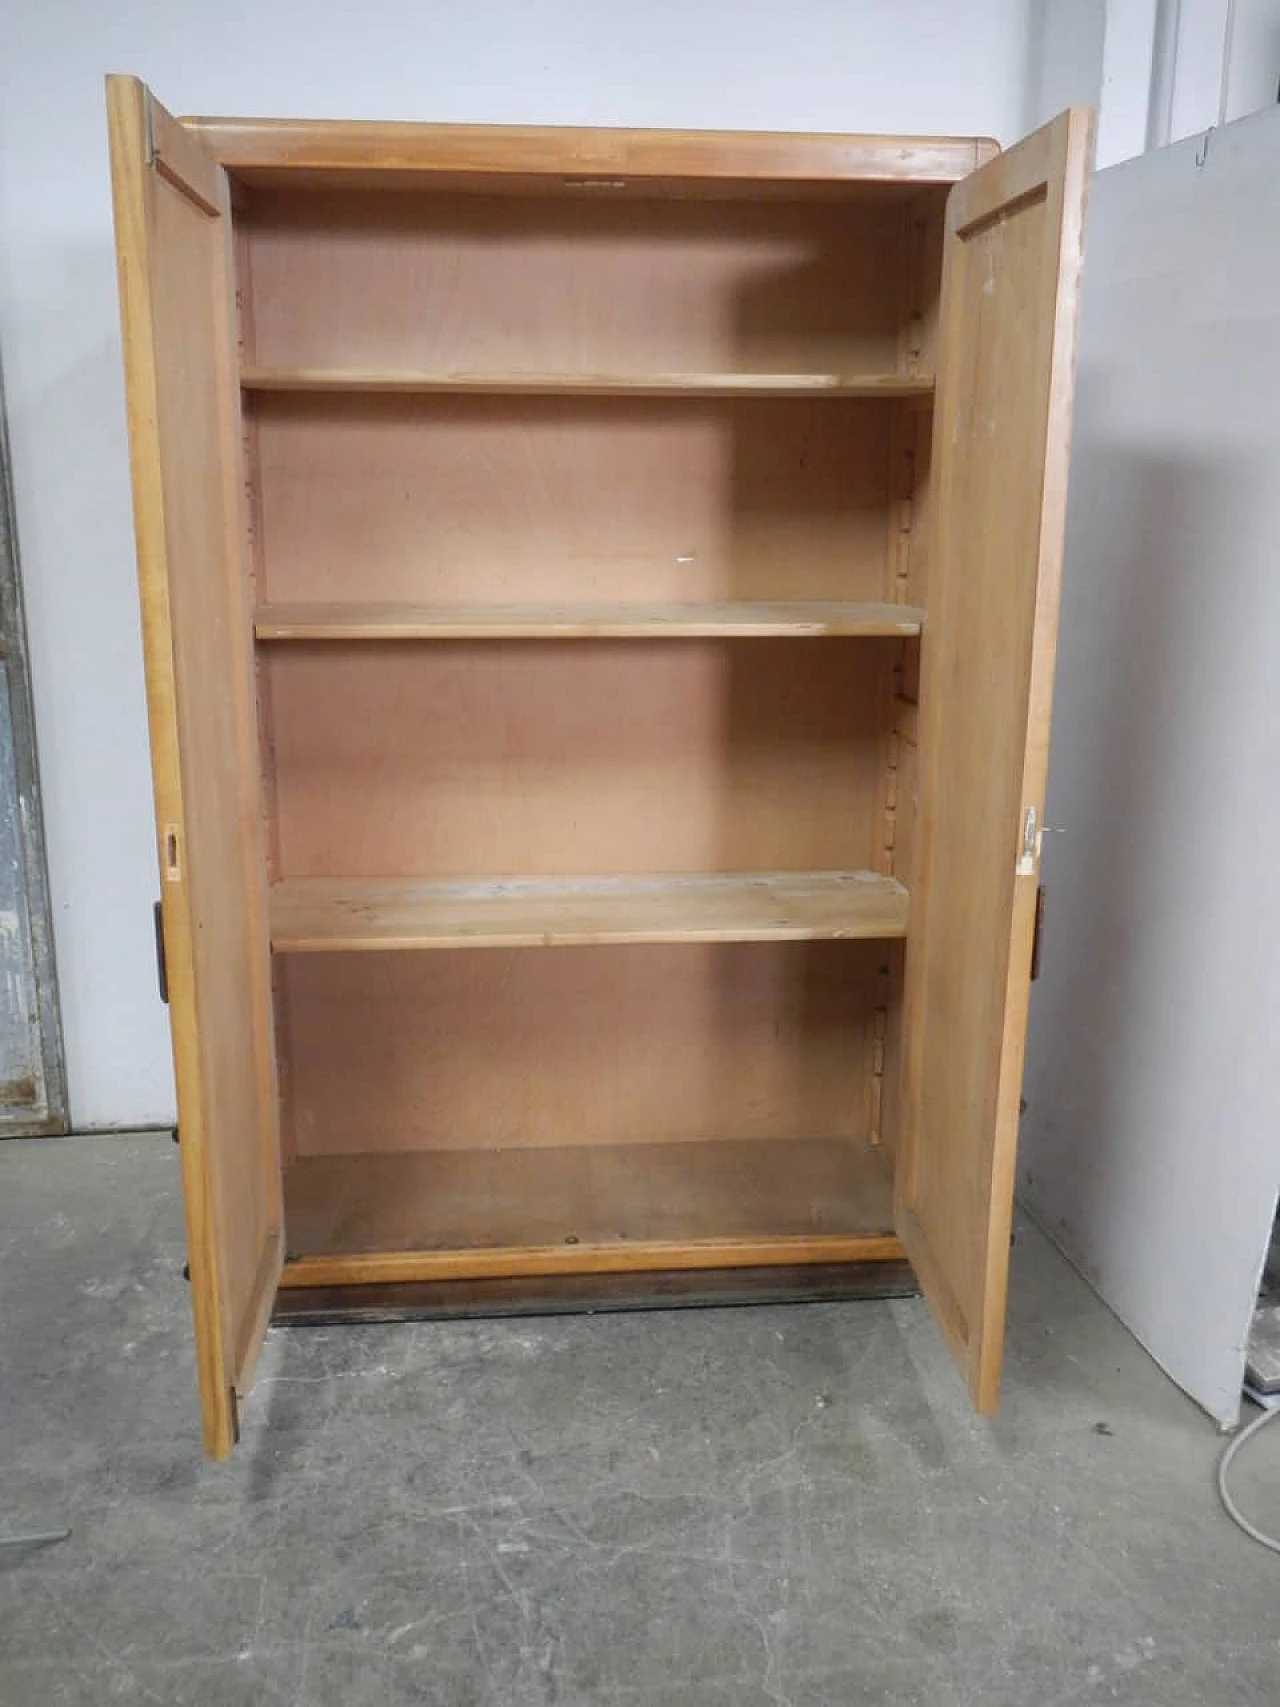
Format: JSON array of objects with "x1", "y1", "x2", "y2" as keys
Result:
[
  {"x1": 875, "y1": 720, "x2": 916, "y2": 1165},
  {"x1": 900, "y1": 189, "x2": 948, "y2": 379},
  {"x1": 235, "y1": 220, "x2": 296, "y2": 1171}
]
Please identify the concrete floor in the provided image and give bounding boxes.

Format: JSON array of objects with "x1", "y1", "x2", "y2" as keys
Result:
[{"x1": 2, "y1": 1135, "x2": 1278, "y2": 1705}]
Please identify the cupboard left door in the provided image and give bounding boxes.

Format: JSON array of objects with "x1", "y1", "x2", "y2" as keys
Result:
[{"x1": 108, "y1": 76, "x2": 282, "y2": 1459}]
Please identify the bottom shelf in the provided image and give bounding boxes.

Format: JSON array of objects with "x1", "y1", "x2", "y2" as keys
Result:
[
  {"x1": 280, "y1": 1136, "x2": 902, "y2": 1287},
  {"x1": 273, "y1": 1262, "x2": 920, "y2": 1325}
]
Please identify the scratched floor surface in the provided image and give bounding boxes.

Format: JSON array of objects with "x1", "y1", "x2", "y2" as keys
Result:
[{"x1": 1, "y1": 1133, "x2": 1278, "y2": 1705}]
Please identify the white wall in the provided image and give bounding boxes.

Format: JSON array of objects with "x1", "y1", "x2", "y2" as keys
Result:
[
  {"x1": 1023, "y1": 0, "x2": 1162, "y2": 163},
  {"x1": 0, "y1": 0, "x2": 1038, "y2": 1127},
  {"x1": 1024, "y1": 0, "x2": 1280, "y2": 166},
  {"x1": 1224, "y1": 0, "x2": 1280, "y2": 118},
  {"x1": 1027, "y1": 0, "x2": 1108, "y2": 130}
]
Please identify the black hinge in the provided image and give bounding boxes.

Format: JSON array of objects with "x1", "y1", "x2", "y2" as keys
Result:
[
  {"x1": 153, "y1": 900, "x2": 169, "y2": 1004},
  {"x1": 1030, "y1": 884, "x2": 1046, "y2": 981}
]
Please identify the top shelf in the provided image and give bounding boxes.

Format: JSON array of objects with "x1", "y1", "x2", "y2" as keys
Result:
[
  {"x1": 254, "y1": 599, "x2": 926, "y2": 641},
  {"x1": 239, "y1": 367, "x2": 935, "y2": 400}
]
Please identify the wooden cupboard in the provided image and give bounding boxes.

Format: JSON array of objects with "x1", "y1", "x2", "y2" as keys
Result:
[{"x1": 106, "y1": 74, "x2": 1093, "y2": 1458}]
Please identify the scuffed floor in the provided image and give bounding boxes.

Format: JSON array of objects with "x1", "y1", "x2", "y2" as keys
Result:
[{"x1": 1, "y1": 1133, "x2": 1278, "y2": 1705}]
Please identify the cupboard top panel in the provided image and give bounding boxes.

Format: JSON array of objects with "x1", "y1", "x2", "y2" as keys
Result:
[{"x1": 186, "y1": 116, "x2": 996, "y2": 194}]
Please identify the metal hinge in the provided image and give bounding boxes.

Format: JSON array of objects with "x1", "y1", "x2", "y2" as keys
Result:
[
  {"x1": 1017, "y1": 805, "x2": 1039, "y2": 876},
  {"x1": 153, "y1": 900, "x2": 169, "y2": 1004}
]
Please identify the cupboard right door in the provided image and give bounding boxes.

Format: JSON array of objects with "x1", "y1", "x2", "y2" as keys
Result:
[{"x1": 896, "y1": 109, "x2": 1094, "y2": 1413}]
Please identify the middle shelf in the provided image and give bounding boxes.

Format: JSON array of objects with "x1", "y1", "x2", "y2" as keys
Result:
[
  {"x1": 254, "y1": 599, "x2": 927, "y2": 642},
  {"x1": 241, "y1": 366, "x2": 936, "y2": 399},
  {"x1": 269, "y1": 869, "x2": 910, "y2": 953}
]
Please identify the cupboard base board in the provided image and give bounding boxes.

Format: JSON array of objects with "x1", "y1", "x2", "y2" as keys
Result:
[
  {"x1": 281, "y1": 1135, "x2": 899, "y2": 1286},
  {"x1": 272, "y1": 1260, "x2": 920, "y2": 1325}
]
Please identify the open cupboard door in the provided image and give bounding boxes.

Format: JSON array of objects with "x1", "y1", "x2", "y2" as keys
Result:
[
  {"x1": 897, "y1": 109, "x2": 1094, "y2": 1412},
  {"x1": 108, "y1": 76, "x2": 282, "y2": 1458}
]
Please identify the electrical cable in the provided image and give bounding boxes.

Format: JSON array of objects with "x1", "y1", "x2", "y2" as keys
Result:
[{"x1": 1217, "y1": 1402, "x2": 1280, "y2": 1554}]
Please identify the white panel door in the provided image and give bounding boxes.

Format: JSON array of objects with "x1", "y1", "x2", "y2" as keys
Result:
[{"x1": 1020, "y1": 105, "x2": 1280, "y2": 1427}]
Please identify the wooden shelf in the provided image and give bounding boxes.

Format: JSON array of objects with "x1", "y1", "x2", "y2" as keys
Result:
[
  {"x1": 279, "y1": 1136, "x2": 902, "y2": 1285},
  {"x1": 269, "y1": 869, "x2": 910, "y2": 953},
  {"x1": 254, "y1": 599, "x2": 927, "y2": 642},
  {"x1": 241, "y1": 366, "x2": 935, "y2": 399}
]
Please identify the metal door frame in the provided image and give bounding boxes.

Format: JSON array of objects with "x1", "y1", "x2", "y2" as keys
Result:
[{"x1": 0, "y1": 356, "x2": 67, "y2": 1134}]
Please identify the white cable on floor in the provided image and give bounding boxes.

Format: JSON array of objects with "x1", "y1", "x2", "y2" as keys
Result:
[{"x1": 1217, "y1": 1402, "x2": 1280, "y2": 1554}]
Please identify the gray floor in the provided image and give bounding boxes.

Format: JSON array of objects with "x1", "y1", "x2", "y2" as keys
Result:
[{"x1": 2, "y1": 1135, "x2": 1278, "y2": 1705}]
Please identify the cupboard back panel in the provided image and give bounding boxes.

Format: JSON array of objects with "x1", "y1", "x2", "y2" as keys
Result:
[
  {"x1": 250, "y1": 394, "x2": 896, "y2": 606},
  {"x1": 239, "y1": 191, "x2": 908, "y2": 375},
  {"x1": 264, "y1": 640, "x2": 889, "y2": 879},
  {"x1": 279, "y1": 941, "x2": 884, "y2": 1155}
]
